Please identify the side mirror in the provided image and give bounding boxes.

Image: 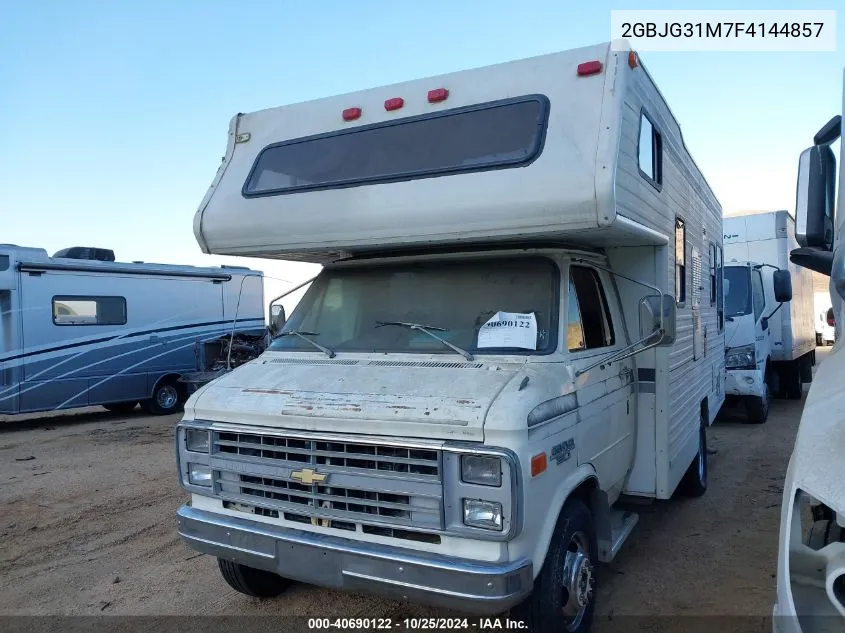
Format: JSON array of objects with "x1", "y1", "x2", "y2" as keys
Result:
[
  {"x1": 773, "y1": 269, "x2": 793, "y2": 303},
  {"x1": 639, "y1": 294, "x2": 676, "y2": 347},
  {"x1": 269, "y1": 304, "x2": 286, "y2": 337},
  {"x1": 795, "y1": 144, "x2": 836, "y2": 251}
]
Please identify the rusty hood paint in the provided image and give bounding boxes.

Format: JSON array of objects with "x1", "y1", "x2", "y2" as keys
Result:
[{"x1": 188, "y1": 355, "x2": 525, "y2": 441}]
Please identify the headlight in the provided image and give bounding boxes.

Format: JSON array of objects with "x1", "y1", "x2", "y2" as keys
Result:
[
  {"x1": 463, "y1": 499, "x2": 503, "y2": 531},
  {"x1": 185, "y1": 428, "x2": 210, "y2": 453},
  {"x1": 188, "y1": 464, "x2": 212, "y2": 486},
  {"x1": 460, "y1": 454, "x2": 502, "y2": 487},
  {"x1": 726, "y1": 344, "x2": 756, "y2": 370}
]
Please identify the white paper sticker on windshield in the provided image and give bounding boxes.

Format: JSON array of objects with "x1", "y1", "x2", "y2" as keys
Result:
[{"x1": 477, "y1": 312, "x2": 538, "y2": 350}]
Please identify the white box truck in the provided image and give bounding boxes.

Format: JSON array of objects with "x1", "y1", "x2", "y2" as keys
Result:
[
  {"x1": 774, "y1": 74, "x2": 844, "y2": 632},
  {"x1": 722, "y1": 210, "x2": 815, "y2": 421},
  {"x1": 176, "y1": 41, "x2": 725, "y2": 632}
]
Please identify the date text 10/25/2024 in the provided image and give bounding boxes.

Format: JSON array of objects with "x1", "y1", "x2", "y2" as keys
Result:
[{"x1": 308, "y1": 617, "x2": 528, "y2": 630}]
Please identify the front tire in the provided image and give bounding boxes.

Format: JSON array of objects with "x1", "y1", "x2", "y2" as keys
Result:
[
  {"x1": 217, "y1": 559, "x2": 292, "y2": 598},
  {"x1": 512, "y1": 499, "x2": 596, "y2": 633},
  {"x1": 744, "y1": 380, "x2": 770, "y2": 424},
  {"x1": 142, "y1": 380, "x2": 184, "y2": 415},
  {"x1": 679, "y1": 420, "x2": 708, "y2": 497}
]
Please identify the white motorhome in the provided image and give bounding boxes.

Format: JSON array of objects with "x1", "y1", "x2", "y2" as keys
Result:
[
  {"x1": 814, "y1": 292, "x2": 835, "y2": 345},
  {"x1": 0, "y1": 245, "x2": 265, "y2": 415},
  {"x1": 721, "y1": 210, "x2": 814, "y2": 422},
  {"x1": 774, "y1": 73, "x2": 844, "y2": 632},
  {"x1": 176, "y1": 41, "x2": 725, "y2": 632}
]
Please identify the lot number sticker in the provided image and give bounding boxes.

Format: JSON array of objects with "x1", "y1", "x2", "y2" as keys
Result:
[{"x1": 477, "y1": 312, "x2": 538, "y2": 350}]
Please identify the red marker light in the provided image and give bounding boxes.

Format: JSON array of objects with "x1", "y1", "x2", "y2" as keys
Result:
[
  {"x1": 427, "y1": 88, "x2": 449, "y2": 103},
  {"x1": 577, "y1": 60, "x2": 603, "y2": 76},
  {"x1": 384, "y1": 97, "x2": 404, "y2": 111},
  {"x1": 342, "y1": 107, "x2": 362, "y2": 121}
]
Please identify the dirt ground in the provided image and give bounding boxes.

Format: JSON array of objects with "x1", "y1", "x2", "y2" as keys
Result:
[{"x1": 0, "y1": 351, "x2": 824, "y2": 630}]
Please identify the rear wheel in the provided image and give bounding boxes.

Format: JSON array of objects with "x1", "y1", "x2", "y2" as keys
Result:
[
  {"x1": 817, "y1": 333, "x2": 823, "y2": 346},
  {"x1": 217, "y1": 559, "x2": 292, "y2": 598},
  {"x1": 783, "y1": 363, "x2": 803, "y2": 400},
  {"x1": 142, "y1": 379, "x2": 184, "y2": 415},
  {"x1": 102, "y1": 401, "x2": 138, "y2": 414},
  {"x1": 512, "y1": 499, "x2": 596, "y2": 633},
  {"x1": 800, "y1": 355, "x2": 814, "y2": 384},
  {"x1": 679, "y1": 420, "x2": 708, "y2": 497}
]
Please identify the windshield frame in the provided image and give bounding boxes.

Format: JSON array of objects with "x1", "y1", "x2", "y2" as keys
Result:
[
  {"x1": 724, "y1": 265, "x2": 753, "y2": 318},
  {"x1": 269, "y1": 254, "x2": 562, "y2": 357}
]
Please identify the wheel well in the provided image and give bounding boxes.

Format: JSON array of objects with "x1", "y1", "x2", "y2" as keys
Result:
[{"x1": 152, "y1": 373, "x2": 186, "y2": 398}]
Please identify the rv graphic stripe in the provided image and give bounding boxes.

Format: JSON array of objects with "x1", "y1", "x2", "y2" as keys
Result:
[{"x1": 0, "y1": 318, "x2": 265, "y2": 363}]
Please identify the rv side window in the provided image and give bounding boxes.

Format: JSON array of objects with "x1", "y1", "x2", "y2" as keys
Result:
[
  {"x1": 716, "y1": 245, "x2": 724, "y2": 331},
  {"x1": 52, "y1": 296, "x2": 127, "y2": 326},
  {"x1": 568, "y1": 266, "x2": 615, "y2": 351},
  {"x1": 0, "y1": 255, "x2": 8, "y2": 271},
  {"x1": 752, "y1": 269, "x2": 766, "y2": 321},
  {"x1": 638, "y1": 111, "x2": 662, "y2": 187},
  {"x1": 709, "y1": 243, "x2": 717, "y2": 305},
  {"x1": 675, "y1": 218, "x2": 686, "y2": 305}
]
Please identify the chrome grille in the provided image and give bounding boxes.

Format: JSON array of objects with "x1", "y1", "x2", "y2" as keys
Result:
[
  {"x1": 210, "y1": 430, "x2": 444, "y2": 532},
  {"x1": 215, "y1": 432, "x2": 440, "y2": 479}
]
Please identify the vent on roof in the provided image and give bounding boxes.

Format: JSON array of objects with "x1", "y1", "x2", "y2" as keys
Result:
[{"x1": 53, "y1": 247, "x2": 115, "y2": 262}]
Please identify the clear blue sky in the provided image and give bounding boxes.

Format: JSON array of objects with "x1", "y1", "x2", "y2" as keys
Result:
[{"x1": 1, "y1": 0, "x2": 843, "y2": 305}]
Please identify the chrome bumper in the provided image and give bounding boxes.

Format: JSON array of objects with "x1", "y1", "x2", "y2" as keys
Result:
[{"x1": 177, "y1": 505, "x2": 533, "y2": 614}]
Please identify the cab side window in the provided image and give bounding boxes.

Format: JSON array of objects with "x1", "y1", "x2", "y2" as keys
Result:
[
  {"x1": 567, "y1": 266, "x2": 615, "y2": 351},
  {"x1": 752, "y1": 269, "x2": 766, "y2": 322}
]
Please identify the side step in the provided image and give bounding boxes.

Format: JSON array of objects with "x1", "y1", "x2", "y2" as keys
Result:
[{"x1": 597, "y1": 509, "x2": 639, "y2": 562}]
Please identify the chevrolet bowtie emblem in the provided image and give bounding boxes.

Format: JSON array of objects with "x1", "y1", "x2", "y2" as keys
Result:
[{"x1": 290, "y1": 468, "x2": 327, "y2": 485}]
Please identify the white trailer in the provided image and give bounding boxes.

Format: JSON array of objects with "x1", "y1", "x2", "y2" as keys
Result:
[
  {"x1": 722, "y1": 210, "x2": 816, "y2": 418},
  {"x1": 814, "y1": 291, "x2": 835, "y2": 345},
  {"x1": 774, "y1": 73, "x2": 844, "y2": 632},
  {"x1": 0, "y1": 245, "x2": 265, "y2": 415},
  {"x1": 177, "y1": 41, "x2": 724, "y2": 632}
]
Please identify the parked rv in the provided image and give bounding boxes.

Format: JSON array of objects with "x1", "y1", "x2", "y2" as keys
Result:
[
  {"x1": 774, "y1": 79, "x2": 844, "y2": 630},
  {"x1": 0, "y1": 245, "x2": 265, "y2": 416},
  {"x1": 176, "y1": 41, "x2": 725, "y2": 632},
  {"x1": 814, "y1": 292, "x2": 835, "y2": 345},
  {"x1": 721, "y1": 210, "x2": 814, "y2": 422}
]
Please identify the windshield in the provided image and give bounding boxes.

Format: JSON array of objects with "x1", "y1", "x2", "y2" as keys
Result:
[
  {"x1": 269, "y1": 256, "x2": 558, "y2": 355},
  {"x1": 724, "y1": 266, "x2": 752, "y2": 318}
]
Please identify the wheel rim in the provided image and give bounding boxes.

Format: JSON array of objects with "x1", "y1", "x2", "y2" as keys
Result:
[
  {"x1": 157, "y1": 385, "x2": 178, "y2": 409},
  {"x1": 561, "y1": 530, "x2": 594, "y2": 630}
]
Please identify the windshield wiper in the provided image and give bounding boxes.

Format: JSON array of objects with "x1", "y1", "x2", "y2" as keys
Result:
[
  {"x1": 375, "y1": 321, "x2": 475, "y2": 361},
  {"x1": 277, "y1": 330, "x2": 336, "y2": 358}
]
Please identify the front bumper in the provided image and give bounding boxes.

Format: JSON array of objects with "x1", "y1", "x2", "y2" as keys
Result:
[
  {"x1": 177, "y1": 505, "x2": 533, "y2": 614},
  {"x1": 725, "y1": 368, "x2": 765, "y2": 398}
]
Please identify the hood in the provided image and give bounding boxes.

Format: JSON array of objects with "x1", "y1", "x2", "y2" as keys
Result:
[
  {"x1": 188, "y1": 354, "x2": 525, "y2": 441},
  {"x1": 789, "y1": 344, "x2": 845, "y2": 513}
]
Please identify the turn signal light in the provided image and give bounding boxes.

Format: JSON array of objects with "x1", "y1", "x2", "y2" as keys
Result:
[{"x1": 531, "y1": 453, "x2": 547, "y2": 477}]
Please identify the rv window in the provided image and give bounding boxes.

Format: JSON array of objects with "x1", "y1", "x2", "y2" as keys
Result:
[
  {"x1": 0, "y1": 255, "x2": 8, "y2": 271},
  {"x1": 243, "y1": 96, "x2": 549, "y2": 196},
  {"x1": 675, "y1": 218, "x2": 686, "y2": 305},
  {"x1": 752, "y1": 269, "x2": 766, "y2": 321},
  {"x1": 709, "y1": 243, "x2": 717, "y2": 305},
  {"x1": 269, "y1": 256, "x2": 558, "y2": 355},
  {"x1": 638, "y1": 112, "x2": 663, "y2": 187},
  {"x1": 52, "y1": 296, "x2": 126, "y2": 326},
  {"x1": 716, "y1": 245, "x2": 724, "y2": 331},
  {"x1": 568, "y1": 266, "x2": 615, "y2": 351}
]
